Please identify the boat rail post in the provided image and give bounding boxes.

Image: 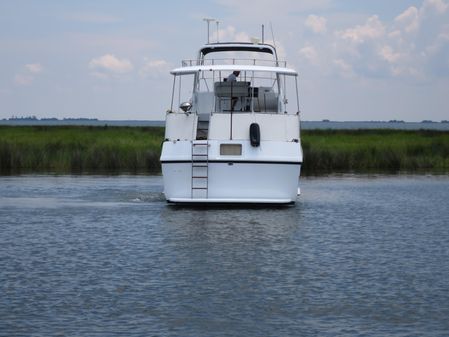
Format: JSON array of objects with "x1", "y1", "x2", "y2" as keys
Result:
[
  {"x1": 295, "y1": 76, "x2": 300, "y2": 116},
  {"x1": 178, "y1": 75, "x2": 182, "y2": 111},
  {"x1": 230, "y1": 82, "x2": 233, "y2": 140},
  {"x1": 170, "y1": 76, "x2": 176, "y2": 112}
]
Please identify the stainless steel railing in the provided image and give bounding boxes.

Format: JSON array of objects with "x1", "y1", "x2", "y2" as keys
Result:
[{"x1": 181, "y1": 58, "x2": 287, "y2": 67}]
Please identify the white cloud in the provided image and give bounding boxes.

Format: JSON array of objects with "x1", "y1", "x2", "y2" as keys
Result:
[
  {"x1": 140, "y1": 59, "x2": 171, "y2": 79},
  {"x1": 25, "y1": 63, "x2": 43, "y2": 74},
  {"x1": 14, "y1": 74, "x2": 34, "y2": 86},
  {"x1": 215, "y1": 25, "x2": 251, "y2": 43},
  {"x1": 299, "y1": 45, "x2": 319, "y2": 65},
  {"x1": 235, "y1": 31, "x2": 251, "y2": 42},
  {"x1": 379, "y1": 45, "x2": 402, "y2": 63},
  {"x1": 305, "y1": 15, "x2": 327, "y2": 34},
  {"x1": 326, "y1": 16, "x2": 389, "y2": 77},
  {"x1": 391, "y1": 0, "x2": 449, "y2": 77},
  {"x1": 89, "y1": 54, "x2": 133, "y2": 76},
  {"x1": 394, "y1": 0, "x2": 448, "y2": 36},
  {"x1": 14, "y1": 63, "x2": 44, "y2": 86},
  {"x1": 430, "y1": 24, "x2": 449, "y2": 55},
  {"x1": 395, "y1": 6, "x2": 420, "y2": 33},
  {"x1": 336, "y1": 15, "x2": 385, "y2": 43},
  {"x1": 422, "y1": 0, "x2": 449, "y2": 14},
  {"x1": 388, "y1": 30, "x2": 402, "y2": 39},
  {"x1": 213, "y1": 25, "x2": 287, "y2": 59},
  {"x1": 333, "y1": 58, "x2": 355, "y2": 78},
  {"x1": 217, "y1": 26, "x2": 236, "y2": 42},
  {"x1": 296, "y1": 0, "x2": 449, "y2": 80}
]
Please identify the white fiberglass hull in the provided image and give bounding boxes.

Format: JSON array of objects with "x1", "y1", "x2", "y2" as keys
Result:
[{"x1": 161, "y1": 140, "x2": 302, "y2": 204}]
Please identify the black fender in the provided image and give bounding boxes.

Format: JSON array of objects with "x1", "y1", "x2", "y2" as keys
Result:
[{"x1": 249, "y1": 123, "x2": 260, "y2": 147}]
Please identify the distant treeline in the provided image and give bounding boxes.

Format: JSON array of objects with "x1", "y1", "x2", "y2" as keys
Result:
[{"x1": 1, "y1": 126, "x2": 448, "y2": 175}]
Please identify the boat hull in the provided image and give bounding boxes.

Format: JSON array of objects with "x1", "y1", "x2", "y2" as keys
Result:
[{"x1": 161, "y1": 140, "x2": 302, "y2": 204}]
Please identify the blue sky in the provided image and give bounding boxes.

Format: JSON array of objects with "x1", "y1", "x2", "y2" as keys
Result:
[{"x1": 0, "y1": 0, "x2": 448, "y2": 121}]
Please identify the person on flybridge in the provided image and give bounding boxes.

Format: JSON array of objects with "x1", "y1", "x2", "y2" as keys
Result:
[
  {"x1": 226, "y1": 70, "x2": 240, "y2": 110},
  {"x1": 226, "y1": 70, "x2": 240, "y2": 82}
]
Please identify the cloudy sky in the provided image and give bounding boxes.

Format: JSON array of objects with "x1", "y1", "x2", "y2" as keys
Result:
[{"x1": 1, "y1": 0, "x2": 448, "y2": 121}]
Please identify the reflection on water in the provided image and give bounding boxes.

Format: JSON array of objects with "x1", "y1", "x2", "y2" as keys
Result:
[{"x1": 1, "y1": 175, "x2": 449, "y2": 336}]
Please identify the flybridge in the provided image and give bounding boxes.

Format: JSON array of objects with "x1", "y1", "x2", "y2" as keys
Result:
[
  {"x1": 179, "y1": 42, "x2": 289, "y2": 69},
  {"x1": 168, "y1": 40, "x2": 300, "y2": 115}
]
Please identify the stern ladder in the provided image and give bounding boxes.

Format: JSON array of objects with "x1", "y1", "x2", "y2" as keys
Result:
[{"x1": 191, "y1": 140, "x2": 209, "y2": 199}]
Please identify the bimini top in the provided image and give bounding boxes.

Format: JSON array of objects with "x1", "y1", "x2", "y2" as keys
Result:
[
  {"x1": 200, "y1": 42, "x2": 277, "y2": 56},
  {"x1": 171, "y1": 64, "x2": 297, "y2": 76}
]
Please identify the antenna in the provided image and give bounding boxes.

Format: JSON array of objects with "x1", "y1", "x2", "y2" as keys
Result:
[
  {"x1": 262, "y1": 24, "x2": 265, "y2": 44},
  {"x1": 270, "y1": 22, "x2": 279, "y2": 63},
  {"x1": 270, "y1": 22, "x2": 277, "y2": 50},
  {"x1": 203, "y1": 18, "x2": 215, "y2": 44},
  {"x1": 216, "y1": 20, "x2": 220, "y2": 42}
]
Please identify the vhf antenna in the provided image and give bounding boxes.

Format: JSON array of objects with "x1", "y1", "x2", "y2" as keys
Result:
[
  {"x1": 262, "y1": 24, "x2": 265, "y2": 44},
  {"x1": 203, "y1": 18, "x2": 215, "y2": 44},
  {"x1": 216, "y1": 20, "x2": 220, "y2": 42},
  {"x1": 270, "y1": 22, "x2": 277, "y2": 50}
]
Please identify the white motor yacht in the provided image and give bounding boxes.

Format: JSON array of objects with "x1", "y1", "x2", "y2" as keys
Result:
[{"x1": 160, "y1": 42, "x2": 303, "y2": 204}]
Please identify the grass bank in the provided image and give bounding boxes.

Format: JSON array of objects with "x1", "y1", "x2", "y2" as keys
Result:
[
  {"x1": 301, "y1": 129, "x2": 449, "y2": 174},
  {"x1": 0, "y1": 126, "x2": 448, "y2": 174},
  {"x1": 0, "y1": 126, "x2": 164, "y2": 174}
]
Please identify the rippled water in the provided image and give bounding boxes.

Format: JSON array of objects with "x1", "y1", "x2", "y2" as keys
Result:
[{"x1": 1, "y1": 175, "x2": 449, "y2": 336}]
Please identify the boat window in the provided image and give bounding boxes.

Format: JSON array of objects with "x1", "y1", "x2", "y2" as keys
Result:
[
  {"x1": 220, "y1": 144, "x2": 242, "y2": 156},
  {"x1": 210, "y1": 69, "x2": 280, "y2": 113},
  {"x1": 281, "y1": 74, "x2": 301, "y2": 115},
  {"x1": 171, "y1": 74, "x2": 195, "y2": 112},
  {"x1": 172, "y1": 69, "x2": 298, "y2": 115}
]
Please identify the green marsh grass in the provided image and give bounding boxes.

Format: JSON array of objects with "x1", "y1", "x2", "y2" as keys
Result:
[
  {"x1": 301, "y1": 129, "x2": 449, "y2": 174},
  {"x1": 0, "y1": 126, "x2": 448, "y2": 174},
  {"x1": 0, "y1": 126, "x2": 164, "y2": 174}
]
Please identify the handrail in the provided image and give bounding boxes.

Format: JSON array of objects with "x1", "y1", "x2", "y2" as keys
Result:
[{"x1": 181, "y1": 58, "x2": 287, "y2": 68}]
